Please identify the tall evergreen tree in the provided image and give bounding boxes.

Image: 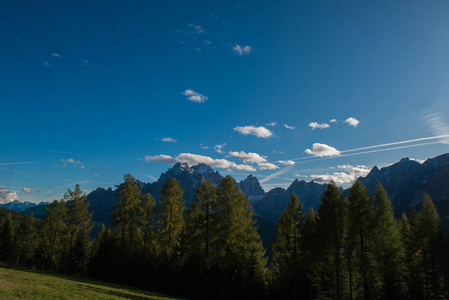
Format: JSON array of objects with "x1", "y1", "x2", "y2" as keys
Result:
[
  {"x1": 272, "y1": 192, "x2": 304, "y2": 300},
  {"x1": 371, "y1": 182, "x2": 407, "y2": 298},
  {"x1": 37, "y1": 199, "x2": 67, "y2": 270},
  {"x1": 215, "y1": 175, "x2": 266, "y2": 299},
  {"x1": 111, "y1": 174, "x2": 144, "y2": 254},
  {"x1": 14, "y1": 216, "x2": 38, "y2": 265},
  {"x1": 412, "y1": 195, "x2": 444, "y2": 299},
  {"x1": 0, "y1": 212, "x2": 15, "y2": 262},
  {"x1": 63, "y1": 184, "x2": 93, "y2": 272},
  {"x1": 195, "y1": 180, "x2": 218, "y2": 259},
  {"x1": 142, "y1": 193, "x2": 156, "y2": 254},
  {"x1": 158, "y1": 177, "x2": 185, "y2": 256},
  {"x1": 347, "y1": 179, "x2": 374, "y2": 300},
  {"x1": 316, "y1": 181, "x2": 347, "y2": 300},
  {"x1": 70, "y1": 231, "x2": 91, "y2": 276}
]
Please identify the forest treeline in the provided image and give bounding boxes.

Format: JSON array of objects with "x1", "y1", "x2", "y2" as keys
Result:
[{"x1": 1, "y1": 174, "x2": 449, "y2": 299}]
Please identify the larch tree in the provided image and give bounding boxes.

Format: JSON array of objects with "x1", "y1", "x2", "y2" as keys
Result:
[
  {"x1": 158, "y1": 177, "x2": 185, "y2": 257},
  {"x1": 316, "y1": 181, "x2": 347, "y2": 300}
]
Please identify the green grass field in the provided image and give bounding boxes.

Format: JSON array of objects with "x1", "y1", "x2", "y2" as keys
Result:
[{"x1": 0, "y1": 267, "x2": 182, "y2": 299}]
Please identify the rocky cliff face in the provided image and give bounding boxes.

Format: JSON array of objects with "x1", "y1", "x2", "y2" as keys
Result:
[{"x1": 238, "y1": 175, "x2": 265, "y2": 203}]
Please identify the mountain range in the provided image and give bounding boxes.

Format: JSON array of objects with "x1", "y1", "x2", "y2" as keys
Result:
[{"x1": 3, "y1": 153, "x2": 449, "y2": 238}]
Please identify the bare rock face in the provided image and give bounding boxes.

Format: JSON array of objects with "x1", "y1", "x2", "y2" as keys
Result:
[{"x1": 238, "y1": 175, "x2": 265, "y2": 203}]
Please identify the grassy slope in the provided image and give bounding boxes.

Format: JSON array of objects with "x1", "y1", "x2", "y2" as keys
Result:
[{"x1": 0, "y1": 267, "x2": 183, "y2": 300}]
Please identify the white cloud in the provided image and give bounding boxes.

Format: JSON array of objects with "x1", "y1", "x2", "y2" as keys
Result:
[
  {"x1": 234, "y1": 125, "x2": 273, "y2": 138},
  {"x1": 0, "y1": 188, "x2": 18, "y2": 204},
  {"x1": 214, "y1": 143, "x2": 227, "y2": 154},
  {"x1": 266, "y1": 122, "x2": 277, "y2": 127},
  {"x1": 232, "y1": 45, "x2": 252, "y2": 56},
  {"x1": 182, "y1": 89, "x2": 208, "y2": 103},
  {"x1": 310, "y1": 164, "x2": 371, "y2": 185},
  {"x1": 203, "y1": 40, "x2": 211, "y2": 45},
  {"x1": 229, "y1": 151, "x2": 267, "y2": 164},
  {"x1": 284, "y1": 124, "x2": 295, "y2": 130},
  {"x1": 143, "y1": 153, "x2": 256, "y2": 171},
  {"x1": 424, "y1": 113, "x2": 449, "y2": 144},
  {"x1": 258, "y1": 162, "x2": 279, "y2": 170},
  {"x1": 58, "y1": 158, "x2": 85, "y2": 169},
  {"x1": 305, "y1": 143, "x2": 341, "y2": 157},
  {"x1": 161, "y1": 137, "x2": 178, "y2": 143},
  {"x1": 43, "y1": 61, "x2": 53, "y2": 67},
  {"x1": 337, "y1": 164, "x2": 371, "y2": 177},
  {"x1": 82, "y1": 60, "x2": 91, "y2": 68},
  {"x1": 51, "y1": 53, "x2": 61, "y2": 58},
  {"x1": 311, "y1": 172, "x2": 355, "y2": 185},
  {"x1": 344, "y1": 117, "x2": 360, "y2": 127},
  {"x1": 330, "y1": 119, "x2": 337, "y2": 123},
  {"x1": 295, "y1": 174, "x2": 308, "y2": 178},
  {"x1": 277, "y1": 160, "x2": 295, "y2": 165},
  {"x1": 22, "y1": 188, "x2": 32, "y2": 193},
  {"x1": 309, "y1": 122, "x2": 330, "y2": 130},
  {"x1": 189, "y1": 23, "x2": 204, "y2": 34}
]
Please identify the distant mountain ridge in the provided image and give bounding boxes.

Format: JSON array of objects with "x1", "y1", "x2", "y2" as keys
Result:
[{"x1": 15, "y1": 153, "x2": 449, "y2": 228}]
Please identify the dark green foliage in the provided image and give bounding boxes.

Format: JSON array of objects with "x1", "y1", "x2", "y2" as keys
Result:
[
  {"x1": 63, "y1": 184, "x2": 93, "y2": 272},
  {"x1": 0, "y1": 212, "x2": 15, "y2": 262},
  {"x1": 347, "y1": 179, "x2": 376, "y2": 300},
  {"x1": 112, "y1": 174, "x2": 144, "y2": 255},
  {"x1": 70, "y1": 232, "x2": 91, "y2": 276},
  {"x1": 272, "y1": 192, "x2": 304, "y2": 299},
  {"x1": 371, "y1": 183, "x2": 407, "y2": 298},
  {"x1": 316, "y1": 181, "x2": 347, "y2": 300},
  {"x1": 158, "y1": 178, "x2": 185, "y2": 257},
  {"x1": 14, "y1": 215, "x2": 38, "y2": 265}
]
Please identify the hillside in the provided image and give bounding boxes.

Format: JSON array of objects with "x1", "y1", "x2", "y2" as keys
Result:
[{"x1": 0, "y1": 267, "x2": 182, "y2": 300}]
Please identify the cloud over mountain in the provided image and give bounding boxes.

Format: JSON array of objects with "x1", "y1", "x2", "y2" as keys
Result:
[
  {"x1": 143, "y1": 153, "x2": 256, "y2": 171},
  {"x1": 305, "y1": 143, "x2": 341, "y2": 157},
  {"x1": 234, "y1": 126, "x2": 273, "y2": 138},
  {"x1": 0, "y1": 188, "x2": 18, "y2": 204},
  {"x1": 229, "y1": 151, "x2": 267, "y2": 164}
]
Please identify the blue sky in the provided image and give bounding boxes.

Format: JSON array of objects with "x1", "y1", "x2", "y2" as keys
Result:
[{"x1": 1, "y1": 0, "x2": 449, "y2": 203}]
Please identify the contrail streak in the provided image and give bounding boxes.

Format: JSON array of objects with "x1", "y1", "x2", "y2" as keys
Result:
[
  {"x1": 0, "y1": 162, "x2": 32, "y2": 166},
  {"x1": 294, "y1": 141, "x2": 442, "y2": 165},
  {"x1": 341, "y1": 134, "x2": 449, "y2": 153}
]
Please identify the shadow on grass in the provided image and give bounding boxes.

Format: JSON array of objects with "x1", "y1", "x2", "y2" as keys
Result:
[{"x1": 12, "y1": 267, "x2": 180, "y2": 299}]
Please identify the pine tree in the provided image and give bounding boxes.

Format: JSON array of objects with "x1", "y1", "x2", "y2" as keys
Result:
[
  {"x1": 14, "y1": 216, "x2": 38, "y2": 265},
  {"x1": 371, "y1": 182, "x2": 407, "y2": 298},
  {"x1": 215, "y1": 175, "x2": 267, "y2": 299},
  {"x1": 70, "y1": 232, "x2": 91, "y2": 276},
  {"x1": 142, "y1": 193, "x2": 156, "y2": 254},
  {"x1": 195, "y1": 180, "x2": 218, "y2": 259},
  {"x1": 272, "y1": 192, "x2": 304, "y2": 299},
  {"x1": 300, "y1": 207, "x2": 320, "y2": 299},
  {"x1": 38, "y1": 199, "x2": 67, "y2": 270},
  {"x1": 158, "y1": 177, "x2": 185, "y2": 256},
  {"x1": 0, "y1": 212, "x2": 15, "y2": 262},
  {"x1": 316, "y1": 181, "x2": 347, "y2": 300},
  {"x1": 347, "y1": 179, "x2": 374, "y2": 300},
  {"x1": 111, "y1": 174, "x2": 144, "y2": 254},
  {"x1": 63, "y1": 184, "x2": 93, "y2": 272},
  {"x1": 412, "y1": 195, "x2": 444, "y2": 299}
]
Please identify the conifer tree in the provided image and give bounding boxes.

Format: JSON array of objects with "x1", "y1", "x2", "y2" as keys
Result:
[
  {"x1": 111, "y1": 174, "x2": 144, "y2": 254},
  {"x1": 142, "y1": 193, "x2": 156, "y2": 254},
  {"x1": 300, "y1": 207, "x2": 320, "y2": 299},
  {"x1": 272, "y1": 192, "x2": 304, "y2": 299},
  {"x1": 371, "y1": 182, "x2": 406, "y2": 298},
  {"x1": 412, "y1": 195, "x2": 444, "y2": 299},
  {"x1": 215, "y1": 175, "x2": 266, "y2": 299},
  {"x1": 158, "y1": 177, "x2": 185, "y2": 256},
  {"x1": 316, "y1": 181, "x2": 347, "y2": 300},
  {"x1": 0, "y1": 212, "x2": 15, "y2": 262},
  {"x1": 347, "y1": 179, "x2": 374, "y2": 300},
  {"x1": 70, "y1": 231, "x2": 91, "y2": 276},
  {"x1": 63, "y1": 184, "x2": 93, "y2": 271},
  {"x1": 37, "y1": 199, "x2": 67, "y2": 270},
  {"x1": 14, "y1": 216, "x2": 38, "y2": 265},
  {"x1": 195, "y1": 180, "x2": 218, "y2": 259}
]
